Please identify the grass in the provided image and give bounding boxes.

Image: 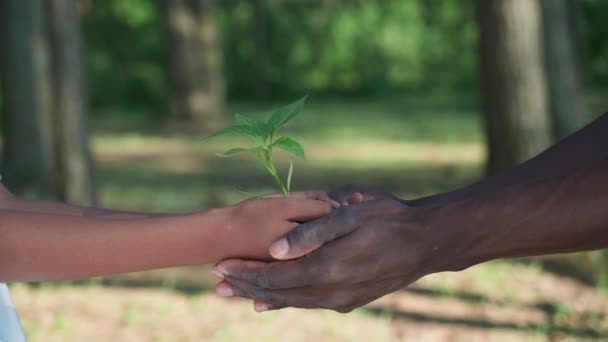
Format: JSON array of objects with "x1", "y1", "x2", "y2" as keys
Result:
[
  {"x1": 11, "y1": 93, "x2": 608, "y2": 341},
  {"x1": 92, "y1": 94, "x2": 485, "y2": 212}
]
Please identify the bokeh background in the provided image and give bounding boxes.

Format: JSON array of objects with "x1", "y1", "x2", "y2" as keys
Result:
[{"x1": 1, "y1": 0, "x2": 608, "y2": 341}]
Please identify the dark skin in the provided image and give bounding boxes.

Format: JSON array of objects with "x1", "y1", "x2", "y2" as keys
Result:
[{"x1": 213, "y1": 112, "x2": 608, "y2": 313}]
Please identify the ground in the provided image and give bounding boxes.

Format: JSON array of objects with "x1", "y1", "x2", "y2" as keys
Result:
[
  {"x1": 11, "y1": 262, "x2": 608, "y2": 341},
  {"x1": 10, "y1": 94, "x2": 608, "y2": 341}
]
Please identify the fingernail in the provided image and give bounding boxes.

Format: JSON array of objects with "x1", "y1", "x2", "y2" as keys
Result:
[
  {"x1": 216, "y1": 284, "x2": 234, "y2": 297},
  {"x1": 269, "y1": 238, "x2": 289, "y2": 259},
  {"x1": 255, "y1": 302, "x2": 269, "y2": 312},
  {"x1": 212, "y1": 266, "x2": 228, "y2": 279},
  {"x1": 330, "y1": 200, "x2": 340, "y2": 208}
]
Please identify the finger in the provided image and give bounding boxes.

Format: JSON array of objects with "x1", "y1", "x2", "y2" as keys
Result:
[
  {"x1": 225, "y1": 277, "x2": 397, "y2": 312},
  {"x1": 304, "y1": 191, "x2": 341, "y2": 208},
  {"x1": 254, "y1": 300, "x2": 274, "y2": 313},
  {"x1": 269, "y1": 208, "x2": 359, "y2": 260},
  {"x1": 224, "y1": 276, "x2": 334, "y2": 310},
  {"x1": 328, "y1": 184, "x2": 361, "y2": 203},
  {"x1": 347, "y1": 192, "x2": 364, "y2": 205},
  {"x1": 262, "y1": 191, "x2": 340, "y2": 208},
  {"x1": 215, "y1": 257, "x2": 323, "y2": 289},
  {"x1": 278, "y1": 198, "x2": 333, "y2": 222},
  {"x1": 214, "y1": 281, "x2": 278, "y2": 312},
  {"x1": 215, "y1": 280, "x2": 235, "y2": 297},
  {"x1": 288, "y1": 191, "x2": 339, "y2": 206}
]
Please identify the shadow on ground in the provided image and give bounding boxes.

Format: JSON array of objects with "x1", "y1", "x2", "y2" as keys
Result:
[{"x1": 366, "y1": 306, "x2": 608, "y2": 340}]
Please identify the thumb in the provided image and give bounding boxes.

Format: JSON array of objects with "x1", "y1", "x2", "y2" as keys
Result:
[{"x1": 269, "y1": 208, "x2": 359, "y2": 260}]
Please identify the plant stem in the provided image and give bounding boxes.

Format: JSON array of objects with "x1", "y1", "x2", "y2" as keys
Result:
[{"x1": 263, "y1": 149, "x2": 288, "y2": 197}]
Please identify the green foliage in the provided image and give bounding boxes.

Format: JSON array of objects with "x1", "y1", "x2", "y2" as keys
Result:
[
  {"x1": 272, "y1": 137, "x2": 305, "y2": 159},
  {"x1": 82, "y1": 0, "x2": 608, "y2": 119},
  {"x1": 84, "y1": 0, "x2": 168, "y2": 116},
  {"x1": 207, "y1": 96, "x2": 308, "y2": 197}
]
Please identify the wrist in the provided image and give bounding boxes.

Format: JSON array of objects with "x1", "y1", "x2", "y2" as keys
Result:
[
  {"x1": 179, "y1": 207, "x2": 236, "y2": 264},
  {"x1": 416, "y1": 198, "x2": 491, "y2": 274}
]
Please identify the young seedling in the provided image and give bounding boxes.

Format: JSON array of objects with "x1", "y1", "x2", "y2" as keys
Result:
[{"x1": 206, "y1": 96, "x2": 308, "y2": 197}]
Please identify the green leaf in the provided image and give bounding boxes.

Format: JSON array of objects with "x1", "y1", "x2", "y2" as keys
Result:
[
  {"x1": 286, "y1": 159, "x2": 294, "y2": 192},
  {"x1": 266, "y1": 96, "x2": 308, "y2": 135},
  {"x1": 217, "y1": 147, "x2": 261, "y2": 158},
  {"x1": 235, "y1": 114, "x2": 270, "y2": 142},
  {"x1": 272, "y1": 137, "x2": 306, "y2": 159},
  {"x1": 204, "y1": 124, "x2": 262, "y2": 141},
  {"x1": 235, "y1": 113, "x2": 259, "y2": 126}
]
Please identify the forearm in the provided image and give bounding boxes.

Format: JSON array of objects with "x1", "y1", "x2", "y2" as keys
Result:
[
  {"x1": 412, "y1": 113, "x2": 608, "y2": 206},
  {"x1": 1, "y1": 197, "x2": 167, "y2": 219},
  {"x1": 0, "y1": 185, "x2": 167, "y2": 219},
  {"x1": 0, "y1": 208, "x2": 232, "y2": 282},
  {"x1": 439, "y1": 158, "x2": 608, "y2": 271}
]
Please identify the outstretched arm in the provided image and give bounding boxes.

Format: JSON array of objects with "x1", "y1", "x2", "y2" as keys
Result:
[
  {"x1": 0, "y1": 185, "x2": 164, "y2": 219},
  {"x1": 0, "y1": 196, "x2": 331, "y2": 282}
]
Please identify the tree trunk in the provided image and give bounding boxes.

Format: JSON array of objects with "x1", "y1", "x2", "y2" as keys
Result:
[
  {"x1": 0, "y1": 0, "x2": 56, "y2": 197},
  {"x1": 47, "y1": 0, "x2": 96, "y2": 205},
  {"x1": 476, "y1": 0, "x2": 552, "y2": 175},
  {"x1": 163, "y1": 0, "x2": 225, "y2": 132},
  {"x1": 541, "y1": 0, "x2": 586, "y2": 140}
]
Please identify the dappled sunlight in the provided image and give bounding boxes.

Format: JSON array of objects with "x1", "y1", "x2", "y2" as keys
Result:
[{"x1": 12, "y1": 261, "x2": 607, "y2": 341}]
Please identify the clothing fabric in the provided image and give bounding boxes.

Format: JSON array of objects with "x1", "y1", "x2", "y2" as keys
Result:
[
  {"x1": 0, "y1": 283, "x2": 26, "y2": 342},
  {"x1": 0, "y1": 174, "x2": 26, "y2": 341}
]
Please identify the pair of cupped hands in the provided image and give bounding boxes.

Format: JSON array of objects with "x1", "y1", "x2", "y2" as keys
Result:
[{"x1": 213, "y1": 185, "x2": 459, "y2": 313}]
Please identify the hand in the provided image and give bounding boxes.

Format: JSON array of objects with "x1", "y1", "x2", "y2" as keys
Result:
[
  {"x1": 262, "y1": 190, "x2": 340, "y2": 208},
  {"x1": 328, "y1": 184, "x2": 404, "y2": 206},
  {"x1": 213, "y1": 199, "x2": 469, "y2": 313},
  {"x1": 216, "y1": 196, "x2": 333, "y2": 261}
]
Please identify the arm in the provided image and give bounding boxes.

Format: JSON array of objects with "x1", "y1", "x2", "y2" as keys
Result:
[
  {"x1": 0, "y1": 185, "x2": 164, "y2": 219},
  {"x1": 213, "y1": 157, "x2": 608, "y2": 313},
  {"x1": 0, "y1": 197, "x2": 331, "y2": 282}
]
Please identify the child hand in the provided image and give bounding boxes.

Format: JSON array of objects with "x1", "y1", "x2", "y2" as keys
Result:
[
  {"x1": 217, "y1": 197, "x2": 333, "y2": 261},
  {"x1": 261, "y1": 191, "x2": 340, "y2": 208}
]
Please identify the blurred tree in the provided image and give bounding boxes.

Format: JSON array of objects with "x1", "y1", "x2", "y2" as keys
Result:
[
  {"x1": 84, "y1": 0, "x2": 168, "y2": 118},
  {"x1": 67, "y1": 0, "x2": 606, "y2": 118},
  {"x1": 161, "y1": 0, "x2": 225, "y2": 131},
  {"x1": 541, "y1": 0, "x2": 586, "y2": 140},
  {"x1": 47, "y1": 0, "x2": 96, "y2": 205},
  {"x1": 477, "y1": 0, "x2": 552, "y2": 175},
  {"x1": 250, "y1": 0, "x2": 272, "y2": 98},
  {"x1": 0, "y1": 0, "x2": 57, "y2": 198},
  {"x1": 582, "y1": 0, "x2": 608, "y2": 87}
]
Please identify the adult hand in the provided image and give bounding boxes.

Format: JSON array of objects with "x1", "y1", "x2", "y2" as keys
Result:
[{"x1": 213, "y1": 199, "x2": 469, "y2": 313}]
